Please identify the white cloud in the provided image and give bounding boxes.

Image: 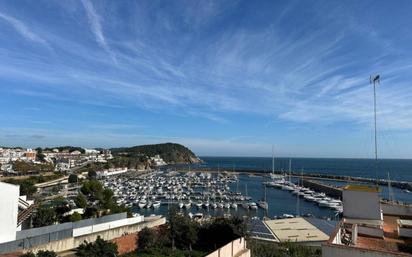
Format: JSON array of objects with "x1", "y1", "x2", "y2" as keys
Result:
[
  {"x1": 0, "y1": 12, "x2": 47, "y2": 45},
  {"x1": 80, "y1": 0, "x2": 118, "y2": 65}
]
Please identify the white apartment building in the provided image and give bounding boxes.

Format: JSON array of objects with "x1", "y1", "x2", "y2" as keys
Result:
[{"x1": 0, "y1": 182, "x2": 20, "y2": 243}]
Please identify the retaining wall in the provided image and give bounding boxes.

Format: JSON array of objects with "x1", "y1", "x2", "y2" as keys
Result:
[{"x1": 26, "y1": 217, "x2": 165, "y2": 254}]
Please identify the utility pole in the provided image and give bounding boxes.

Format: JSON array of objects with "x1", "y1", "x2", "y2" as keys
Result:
[{"x1": 370, "y1": 75, "x2": 380, "y2": 184}]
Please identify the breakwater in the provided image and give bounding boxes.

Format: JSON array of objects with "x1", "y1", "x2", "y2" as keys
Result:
[
  {"x1": 300, "y1": 179, "x2": 343, "y2": 199},
  {"x1": 174, "y1": 167, "x2": 412, "y2": 190}
]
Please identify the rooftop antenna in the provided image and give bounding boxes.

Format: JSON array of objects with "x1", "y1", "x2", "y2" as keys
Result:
[{"x1": 370, "y1": 74, "x2": 380, "y2": 185}]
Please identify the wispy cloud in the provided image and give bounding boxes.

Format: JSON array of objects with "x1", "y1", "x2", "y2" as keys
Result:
[
  {"x1": 80, "y1": 0, "x2": 118, "y2": 65},
  {"x1": 0, "y1": 12, "x2": 47, "y2": 45},
  {"x1": 1, "y1": 1, "x2": 412, "y2": 157}
]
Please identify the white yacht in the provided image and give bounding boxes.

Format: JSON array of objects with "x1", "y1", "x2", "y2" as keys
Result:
[
  {"x1": 196, "y1": 202, "x2": 203, "y2": 209},
  {"x1": 138, "y1": 200, "x2": 146, "y2": 209},
  {"x1": 249, "y1": 202, "x2": 258, "y2": 210},
  {"x1": 152, "y1": 200, "x2": 161, "y2": 208}
]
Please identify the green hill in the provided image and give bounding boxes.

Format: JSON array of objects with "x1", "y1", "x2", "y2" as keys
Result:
[{"x1": 111, "y1": 143, "x2": 201, "y2": 164}]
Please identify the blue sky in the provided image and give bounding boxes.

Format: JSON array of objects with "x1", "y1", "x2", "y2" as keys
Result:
[{"x1": 1, "y1": 0, "x2": 412, "y2": 158}]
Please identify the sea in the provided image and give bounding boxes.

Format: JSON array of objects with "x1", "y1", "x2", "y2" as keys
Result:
[{"x1": 133, "y1": 157, "x2": 412, "y2": 220}]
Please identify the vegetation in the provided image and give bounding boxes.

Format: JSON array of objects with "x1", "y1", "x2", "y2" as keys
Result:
[
  {"x1": 5, "y1": 173, "x2": 63, "y2": 196},
  {"x1": 70, "y1": 212, "x2": 83, "y2": 222},
  {"x1": 75, "y1": 193, "x2": 88, "y2": 208},
  {"x1": 248, "y1": 240, "x2": 321, "y2": 257},
  {"x1": 80, "y1": 179, "x2": 131, "y2": 216},
  {"x1": 68, "y1": 174, "x2": 78, "y2": 183},
  {"x1": 32, "y1": 206, "x2": 57, "y2": 227},
  {"x1": 75, "y1": 236, "x2": 118, "y2": 257},
  {"x1": 196, "y1": 216, "x2": 246, "y2": 252},
  {"x1": 131, "y1": 208, "x2": 245, "y2": 257},
  {"x1": 124, "y1": 247, "x2": 205, "y2": 257},
  {"x1": 12, "y1": 160, "x2": 54, "y2": 174},
  {"x1": 111, "y1": 143, "x2": 200, "y2": 164},
  {"x1": 20, "y1": 250, "x2": 58, "y2": 257},
  {"x1": 138, "y1": 227, "x2": 158, "y2": 250},
  {"x1": 15, "y1": 179, "x2": 37, "y2": 196},
  {"x1": 81, "y1": 179, "x2": 104, "y2": 200},
  {"x1": 88, "y1": 170, "x2": 97, "y2": 178}
]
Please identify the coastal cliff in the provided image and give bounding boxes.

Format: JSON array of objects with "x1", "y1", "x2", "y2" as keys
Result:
[{"x1": 111, "y1": 143, "x2": 201, "y2": 165}]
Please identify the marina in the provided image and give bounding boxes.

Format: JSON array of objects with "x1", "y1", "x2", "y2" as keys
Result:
[
  {"x1": 102, "y1": 169, "x2": 346, "y2": 220},
  {"x1": 99, "y1": 161, "x2": 412, "y2": 221}
]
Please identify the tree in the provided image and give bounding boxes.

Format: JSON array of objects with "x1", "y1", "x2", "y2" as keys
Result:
[
  {"x1": 88, "y1": 170, "x2": 97, "y2": 179},
  {"x1": 75, "y1": 193, "x2": 88, "y2": 208},
  {"x1": 70, "y1": 212, "x2": 82, "y2": 222},
  {"x1": 19, "y1": 180, "x2": 37, "y2": 196},
  {"x1": 83, "y1": 207, "x2": 98, "y2": 219},
  {"x1": 101, "y1": 188, "x2": 114, "y2": 210},
  {"x1": 33, "y1": 206, "x2": 56, "y2": 227},
  {"x1": 168, "y1": 208, "x2": 198, "y2": 251},
  {"x1": 179, "y1": 217, "x2": 198, "y2": 252},
  {"x1": 81, "y1": 179, "x2": 103, "y2": 200},
  {"x1": 138, "y1": 227, "x2": 157, "y2": 250},
  {"x1": 55, "y1": 204, "x2": 71, "y2": 223},
  {"x1": 75, "y1": 236, "x2": 118, "y2": 257},
  {"x1": 68, "y1": 174, "x2": 78, "y2": 183},
  {"x1": 196, "y1": 217, "x2": 246, "y2": 252}
]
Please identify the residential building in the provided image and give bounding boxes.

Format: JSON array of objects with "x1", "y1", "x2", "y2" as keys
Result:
[
  {"x1": 249, "y1": 217, "x2": 337, "y2": 247},
  {"x1": 0, "y1": 182, "x2": 20, "y2": 243},
  {"x1": 150, "y1": 155, "x2": 167, "y2": 166},
  {"x1": 97, "y1": 168, "x2": 128, "y2": 178},
  {"x1": 322, "y1": 185, "x2": 412, "y2": 257}
]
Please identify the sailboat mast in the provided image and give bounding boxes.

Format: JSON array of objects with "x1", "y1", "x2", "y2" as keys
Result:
[
  {"x1": 272, "y1": 145, "x2": 274, "y2": 174},
  {"x1": 264, "y1": 184, "x2": 267, "y2": 201},
  {"x1": 289, "y1": 159, "x2": 292, "y2": 182},
  {"x1": 388, "y1": 172, "x2": 395, "y2": 201}
]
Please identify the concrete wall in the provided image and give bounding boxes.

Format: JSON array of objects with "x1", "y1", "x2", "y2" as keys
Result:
[
  {"x1": 382, "y1": 202, "x2": 412, "y2": 217},
  {"x1": 398, "y1": 227, "x2": 412, "y2": 238},
  {"x1": 343, "y1": 190, "x2": 381, "y2": 220},
  {"x1": 205, "y1": 238, "x2": 250, "y2": 257},
  {"x1": 27, "y1": 217, "x2": 165, "y2": 254},
  {"x1": 301, "y1": 180, "x2": 342, "y2": 199},
  {"x1": 358, "y1": 226, "x2": 383, "y2": 238},
  {"x1": 0, "y1": 182, "x2": 19, "y2": 244},
  {"x1": 322, "y1": 244, "x2": 409, "y2": 257}
]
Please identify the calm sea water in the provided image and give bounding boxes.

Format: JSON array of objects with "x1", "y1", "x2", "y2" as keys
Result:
[{"x1": 196, "y1": 157, "x2": 412, "y2": 182}]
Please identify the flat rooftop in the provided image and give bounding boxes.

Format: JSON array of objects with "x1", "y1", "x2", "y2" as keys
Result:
[{"x1": 264, "y1": 217, "x2": 330, "y2": 243}]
